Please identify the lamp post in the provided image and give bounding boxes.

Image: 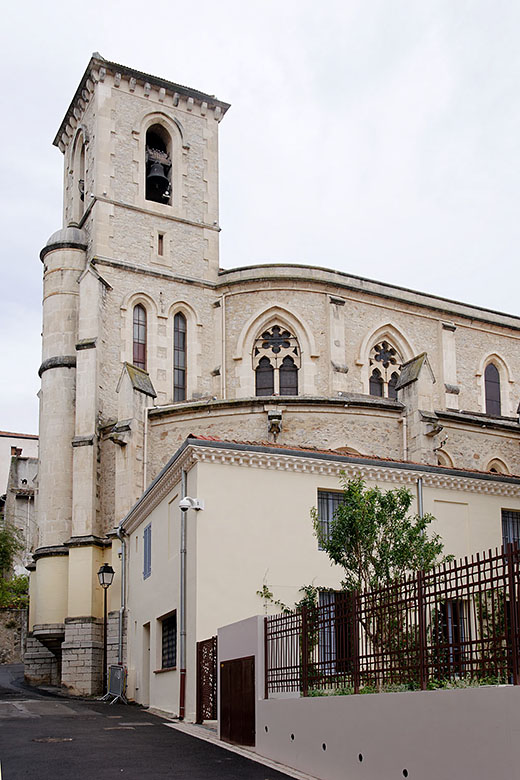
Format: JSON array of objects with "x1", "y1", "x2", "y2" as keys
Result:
[{"x1": 97, "y1": 562, "x2": 115, "y2": 695}]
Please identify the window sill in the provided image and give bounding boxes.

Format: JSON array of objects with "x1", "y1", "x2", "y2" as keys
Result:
[{"x1": 153, "y1": 666, "x2": 176, "y2": 674}]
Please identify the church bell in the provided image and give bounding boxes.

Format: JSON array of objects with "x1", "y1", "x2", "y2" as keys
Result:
[{"x1": 146, "y1": 161, "x2": 170, "y2": 200}]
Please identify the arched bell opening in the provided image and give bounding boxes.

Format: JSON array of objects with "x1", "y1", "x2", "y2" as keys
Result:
[{"x1": 145, "y1": 124, "x2": 172, "y2": 205}]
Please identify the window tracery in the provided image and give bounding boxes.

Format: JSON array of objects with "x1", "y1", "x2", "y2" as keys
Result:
[
  {"x1": 368, "y1": 341, "x2": 402, "y2": 399},
  {"x1": 253, "y1": 325, "x2": 300, "y2": 396}
]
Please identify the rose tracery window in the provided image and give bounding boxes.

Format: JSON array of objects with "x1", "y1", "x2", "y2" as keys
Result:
[
  {"x1": 253, "y1": 325, "x2": 300, "y2": 396},
  {"x1": 369, "y1": 341, "x2": 401, "y2": 399}
]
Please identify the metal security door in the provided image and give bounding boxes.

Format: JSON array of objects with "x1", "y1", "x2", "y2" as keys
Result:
[
  {"x1": 220, "y1": 656, "x2": 255, "y2": 747},
  {"x1": 196, "y1": 636, "x2": 217, "y2": 723}
]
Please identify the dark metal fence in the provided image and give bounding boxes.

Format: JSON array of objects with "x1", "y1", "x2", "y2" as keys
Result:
[{"x1": 265, "y1": 544, "x2": 520, "y2": 696}]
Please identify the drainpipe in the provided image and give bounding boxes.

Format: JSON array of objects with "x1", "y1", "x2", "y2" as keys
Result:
[
  {"x1": 143, "y1": 402, "x2": 149, "y2": 493},
  {"x1": 116, "y1": 524, "x2": 127, "y2": 666},
  {"x1": 401, "y1": 415, "x2": 408, "y2": 461},
  {"x1": 179, "y1": 469, "x2": 187, "y2": 719},
  {"x1": 221, "y1": 294, "x2": 227, "y2": 399},
  {"x1": 417, "y1": 477, "x2": 424, "y2": 519}
]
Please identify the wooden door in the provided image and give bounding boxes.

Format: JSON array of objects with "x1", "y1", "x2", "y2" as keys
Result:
[{"x1": 220, "y1": 656, "x2": 255, "y2": 747}]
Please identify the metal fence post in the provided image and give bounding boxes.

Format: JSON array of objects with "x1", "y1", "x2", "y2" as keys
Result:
[
  {"x1": 301, "y1": 605, "x2": 309, "y2": 696},
  {"x1": 417, "y1": 571, "x2": 427, "y2": 691},
  {"x1": 506, "y1": 543, "x2": 519, "y2": 685},
  {"x1": 264, "y1": 617, "x2": 269, "y2": 699},
  {"x1": 352, "y1": 590, "x2": 360, "y2": 694}
]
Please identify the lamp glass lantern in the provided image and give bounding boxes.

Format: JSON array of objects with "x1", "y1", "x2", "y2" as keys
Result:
[{"x1": 98, "y1": 562, "x2": 115, "y2": 589}]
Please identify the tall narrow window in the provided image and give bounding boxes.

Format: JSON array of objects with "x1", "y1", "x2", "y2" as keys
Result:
[
  {"x1": 145, "y1": 125, "x2": 172, "y2": 205},
  {"x1": 317, "y1": 490, "x2": 343, "y2": 550},
  {"x1": 279, "y1": 356, "x2": 298, "y2": 395},
  {"x1": 161, "y1": 612, "x2": 177, "y2": 669},
  {"x1": 71, "y1": 133, "x2": 86, "y2": 223},
  {"x1": 133, "y1": 304, "x2": 147, "y2": 370},
  {"x1": 369, "y1": 368, "x2": 384, "y2": 397},
  {"x1": 174, "y1": 313, "x2": 187, "y2": 401},
  {"x1": 255, "y1": 356, "x2": 274, "y2": 396},
  {"x1": 485, "y1": 363, "x2": 501, "y2": 416},
  {"x1": 388, "y1": 371, "x2": 399, "y2": 400}
]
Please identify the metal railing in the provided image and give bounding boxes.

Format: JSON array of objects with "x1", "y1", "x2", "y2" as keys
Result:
[{"x1": 265, "y1": 544, "x2": 520, "y2": 696}]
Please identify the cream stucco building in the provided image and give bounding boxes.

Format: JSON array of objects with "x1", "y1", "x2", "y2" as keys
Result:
[{"x1": 27, "y1": 54, "x2": 520, "y2": 705}]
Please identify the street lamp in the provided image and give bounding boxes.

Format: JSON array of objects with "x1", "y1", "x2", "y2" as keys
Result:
[{"x1": 97, "y1": 562, "x2": 115, "y2": 694}]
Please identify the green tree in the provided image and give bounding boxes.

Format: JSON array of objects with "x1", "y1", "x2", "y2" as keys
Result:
[
  {"x1": 312, "y1": 475, "x2": 451, "y2": 593},
  {"x1": 0, "y1": 521, "x2": 28, "y2": 608},
  {"x1": 0, "y1": 521, "x2": 23, "y2": 578}
]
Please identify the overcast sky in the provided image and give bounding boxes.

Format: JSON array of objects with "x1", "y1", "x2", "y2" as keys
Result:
[{"x1": 1, "y1": 0, "x2": 519, "y2": 436}]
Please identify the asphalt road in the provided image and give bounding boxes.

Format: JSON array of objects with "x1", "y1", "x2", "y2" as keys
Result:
[{"x1": 0, "y1": 665, "x2": 294, "y2": 780}]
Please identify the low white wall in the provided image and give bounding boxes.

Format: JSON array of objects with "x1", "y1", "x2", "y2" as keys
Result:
[
  {"x1": 257, "y1": 686, "x2": 520, "y2": 780},
  {"x1": 217, "y1": 615, "x2": 265, "y2": 739}
]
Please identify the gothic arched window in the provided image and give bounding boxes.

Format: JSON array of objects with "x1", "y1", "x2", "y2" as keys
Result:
[
  {"x1": 145, "y1": 124, "x2": 172, "y2": 205},
  {"x1": 279, "y1": 355, "x2": 298, "y2": 395},
  {"x1": 369, "y1": 341, "x2": 402, "y2": 399},
  {"x1": 253, "y1": 324, "x2": 301, "y2": 396},
  {"x1": 485, "y1": 363, "x2": 501, "y2": 416},
  {"x1": 174, "y1": 313, "x2": 187, "y2": 401},
  {"x1": 369, "y1": 368, "x2": 384, "y2": 397},
  {"x1": 133, "y1": 304, "x2": 147, "y2": 370},
  {"x1": 255, "y1": 356, "x2": 274, "y2": 396}
]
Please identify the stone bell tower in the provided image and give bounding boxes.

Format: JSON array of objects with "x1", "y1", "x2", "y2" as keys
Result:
[{"x1": 26, "y1": 54, "x2": 230, "y2": 693}]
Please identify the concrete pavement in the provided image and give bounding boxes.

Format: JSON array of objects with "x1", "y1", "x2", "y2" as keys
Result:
[{"x1": 0, "y1": 665, "x2": 300, "y2": 780}]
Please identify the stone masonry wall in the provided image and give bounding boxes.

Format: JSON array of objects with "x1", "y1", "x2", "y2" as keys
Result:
[
  {"x1": 0, "y1": 609, "x2": 27, "y2": 664},
  {"x1": 61, "y1": 617, "x2": 104, "y2": 696},
  {"x1": 24, "y1": 634, "x2": 60, "y2": 687}
]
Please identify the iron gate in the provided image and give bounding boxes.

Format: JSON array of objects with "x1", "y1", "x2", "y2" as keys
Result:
[{"x1": 196, "y1": 635, "x2": 217, "y2": 722}]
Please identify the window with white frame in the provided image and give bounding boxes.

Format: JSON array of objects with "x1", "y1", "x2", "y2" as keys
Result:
[
  {"x1": 317, "y1": 490, "x2": 343, "y2": 549},
  {"x1": 502, "y1": 510, "x2": 520, "y2": 548}
]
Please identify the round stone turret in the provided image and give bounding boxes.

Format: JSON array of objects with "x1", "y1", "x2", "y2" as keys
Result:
[{"x1": 40, "y1": 224, "x2": 87, "y2": 261}]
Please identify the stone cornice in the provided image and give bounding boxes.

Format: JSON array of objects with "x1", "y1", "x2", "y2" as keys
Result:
[
  {"x1": 33, "y1": 545, "x2": 69, "y2": 560},
  {"x1": 122, "y1": 443, "x2": 196, "y2": 535},
  {"x1": 217, "y1": 265, "x2": 520, "y2": 332},
  {"x1": 54, "y1": 54, "x2": 230, "y2": 151},
  {"x1": 121, "y1": 439, "x2": 520, "y2": 534},
  {"x1": 148, "y1": 395, "x2": 403, "y2": 421},
  {"x1": 38, "y1": 355, "x2": 77, "y2": 377},
  {"x1": 436, "y1": 409, "x2": 520, "y2": 435}
]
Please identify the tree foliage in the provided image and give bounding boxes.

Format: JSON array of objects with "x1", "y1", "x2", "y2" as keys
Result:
[
  {"x1": 0, "y1": 521, "x2": 28, "y2": 607},
  {"x1": 0, "y1": 521, "x2": 23, "y2": 578},
  {"x1": 312, "y1": 475, "x2": 451, "y2": 592}
]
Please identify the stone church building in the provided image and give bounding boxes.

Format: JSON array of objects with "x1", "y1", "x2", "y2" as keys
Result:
[{"x1": 26, "y1": 54, "x2": 520, "y2": 705}]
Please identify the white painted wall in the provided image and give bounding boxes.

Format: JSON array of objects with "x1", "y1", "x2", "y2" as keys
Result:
[{"x1": 257, "y1": 686, "x2": 520, "y2": 780}]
